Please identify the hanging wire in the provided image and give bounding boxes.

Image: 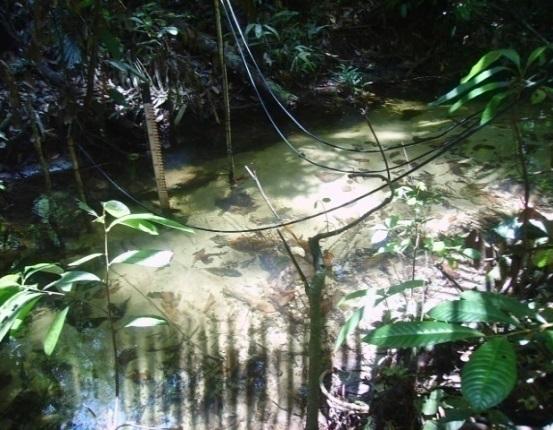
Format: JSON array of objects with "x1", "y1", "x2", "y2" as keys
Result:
[
  {"x1": 77, "y1": 113, "x2": 485, "y2": 235},
  {"x1": 219, "y1": 0, "x2": 482, "y2": 176},
  {"x1": 221, "y1": 0, "x2": 482, "y2": 154}
]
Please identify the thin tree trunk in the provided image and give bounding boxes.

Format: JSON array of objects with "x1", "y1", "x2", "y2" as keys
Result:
[
  {"x1": 214, "y1": 0, "x2": 236, "y2": 185},
  {"x1": 67, "y1": 130, "x2": 86, "y2": 202}
]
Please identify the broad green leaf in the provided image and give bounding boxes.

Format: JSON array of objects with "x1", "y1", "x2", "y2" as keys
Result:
[
  {"x1": 337, "y1": 289, "x2": 368, "y2": 307},
  {"x1": 450, "y1": 81, "x2": 511, "y2": 113},
  {"x1": 103, "y1": 200, "x2": 131, "y2": 218},
  {"x1": 0, "y1": 274, "x2": 20, "y2": 288},
  {"x1": 335, "y1": 307, "x2": 364, "y2": 350},
  {"x1": 461, "y1": 50, "x2": 503, "y2": 83},
  {"x1": 114, "y1": 218, "x2": 159, "y2": 235},
  {"x1": 0, "y1": 287, "x2": 19, "y2": 306},
  {"x1": 111, "y1": 250, "x2": 173, "y2": 268},
  {"x1": 497, "y1": 49, "x2": 520, "y2": 69},
  {"x1": 124, "y1": 316, "x2": 167, "y2": 328},
  {"x1": 108, "y1": 213, "x2": 193, "y2": 233},
  {"x1": 68, "y1": 253, "x2": 104, "y2": 267},
  {"x1": 362, "y1": 322, "x2": 483, "y2": 348},
  {"x1": 480, "y1": 91, "x2": 512, "y2": 125},
  {"x1": 51, "y1": 271, "x2": 101, "y2": 292},
  {"x1": 428, "y1": 299, "x2": 512, "y2": 324},
  {"x1": 432, "y1": 66, "x2": 508, "y2": 106},
  {"x1": 531, "y1": 89, "x2": 547, "y2": 105},
  {"x1": 527, "y1": 46, "x2": 548, "y2": 69},
  {"x1": 375, "y1": 280, "x2": 425, "y2": 305},
  {"x1": 533, "y1": 249, "x2": 553, "y2": 268},
  {"x1": 461, "y1": 337, "x2": 516, "y2": 411},
  {"x1": 0, "y1": 291, "x2": 44, "y2": 343},
  {"x1": 10, "y1": 297, "x2": 41, "y2": 334},
  {"x1": 460, "y1": 291, "x2": 536, "y2": 319},
  {"x1": 44, "y1": 307, "x2": 70, "y2": 356},
  {"x1": 23, "y1": 263, "x2": 64, "y2": 281}
]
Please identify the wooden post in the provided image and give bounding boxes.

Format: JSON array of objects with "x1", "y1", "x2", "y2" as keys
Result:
[
  {"x1": 67, "y1": 127, "x2": 86, "y2": 203},
  {"x1": 213, "y1": 0, "x2": 236, "y2": 185},
  {"x1": 142, "y1": 84, "x2": 170, "y2": 211}
]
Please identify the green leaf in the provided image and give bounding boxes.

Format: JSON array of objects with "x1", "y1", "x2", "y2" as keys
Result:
[
  {"x1": 108, "y1": 213, "x2": 193, "y2": 233},
  {"x1": 111, "y1": 250, "x2": 173, "y2": 268},
  {"x1": 124, "y1": 316, "x2": 167, "y2": 328},
  {"x1": 460, "y1": 291, "x2": 536, "y2": 320},
  {"x1": 375, "y1": 280, "x2": 425, "y2": 305},
  {"x1": 23, "y1": 263, "x2": 64, "y2": 282},
  {"x1": 527, "y1": 46, "x2": 548, "y2": 69},
  {"x1": 480, "y1": 91, "x2": 512, "y2": 125},
  {"x1": 77, "y1": 200, "x2": 99, "y2": 218},
  {"x1": 432, "y1": 66, "x2": 508, "y2": 106},
  {"x1": 533, "y1": 249, "x2": 553, "y2": 268},
  {"x1": 0, "y1": 274, "x2": 21, "y2": 288},
  {"x1": 362, "y1": 322, "x2": 483, "y2": 348},
  {"x1": 109, "y1": 88, "x2": 127, "y2": 106},
  {"x1": 335, "y1": 307, "x2": 364, "y2": 350},
  {"x1": 531, "y1": 89, "x2": 547, "y2": 105},
  {"x1": 337, "y1": 289, "x2": 368, "y2": 307},
  {"x1": 450, "y1": 81, "x2": 511, "y2": 113},
  {"x1": 0, "y1": 287, "x2": 19, "y2": 307},
  {"x1": 9, "y1": 297, "x2": 41, "y2": 334},
  {"x1": 103, "y1": 200, "x2": 131, "y2": 218},
  {"x1": 461, "y1": 337, "x2": 517, "y2": 411},
  {"x1": 497, "y1": 49, "x2": 520, "y2": 69},
  {"x1": 428, "y1": 299, "x2": 512, "y2": 324},
  {"x1": 68, "y1": 253, "x2": 104, "y2": 267},
  {"x1": 0, "y1": 291, "x2": 44, "y2": 343},
  {"x1": 113, "y1": 218, "x2": 159, "y2": 235},
  {"x1": 51, "y1": 271, "x2": 101, "y2": 292},
  {"x1": 44, "y1": 307, "x2": 70, "y2": 356},
  {"x1": 461, "y1": 50, "x2": 503, "y2": 83}
]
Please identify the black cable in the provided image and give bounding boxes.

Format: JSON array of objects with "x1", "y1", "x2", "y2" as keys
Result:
[
  {"x1": 221, "y1": 0, "x2": 481, "y2": 153},
  {"x1": 77, "y1": 113, "x2": 484, "y2": 235},
  {"x1": 220, "y1": 0, "x2": 449, "y2": 175},
  {"x1": 220, "y1": 0, "x2": 481, "y2": 176}
]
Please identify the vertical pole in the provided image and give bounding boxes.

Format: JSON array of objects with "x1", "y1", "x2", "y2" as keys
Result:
[
  {"x1": 67, "y1": 127, "x2": 86, "y2": 203},
  {"x1": 213, "y1": 0, "x2": 236, "y2": 185},
  {"x1": 142, "y1": 84, "x2": 170, "y2": 211}
]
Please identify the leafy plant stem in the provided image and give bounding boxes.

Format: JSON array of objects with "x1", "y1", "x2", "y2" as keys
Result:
[
  {"x1": 103, "y1": 209, "x2": 121, "y2": 425},
  {"x1": 510, "y1": 106, "x2": 531, "y2": 294}
]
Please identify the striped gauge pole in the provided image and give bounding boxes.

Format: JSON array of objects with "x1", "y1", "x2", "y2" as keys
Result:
[{"x1": 142, "y1": 84, "x2": 170, "y2": 211}]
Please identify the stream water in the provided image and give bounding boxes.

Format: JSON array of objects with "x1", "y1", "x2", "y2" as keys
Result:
[{"x1": 1, "y1": 99, "x2": 551, "y2": 430}]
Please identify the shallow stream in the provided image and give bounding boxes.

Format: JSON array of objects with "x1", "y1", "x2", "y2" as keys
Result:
[{"x1": 1, "y1": 99, "x2": 551, "y2": 429}]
